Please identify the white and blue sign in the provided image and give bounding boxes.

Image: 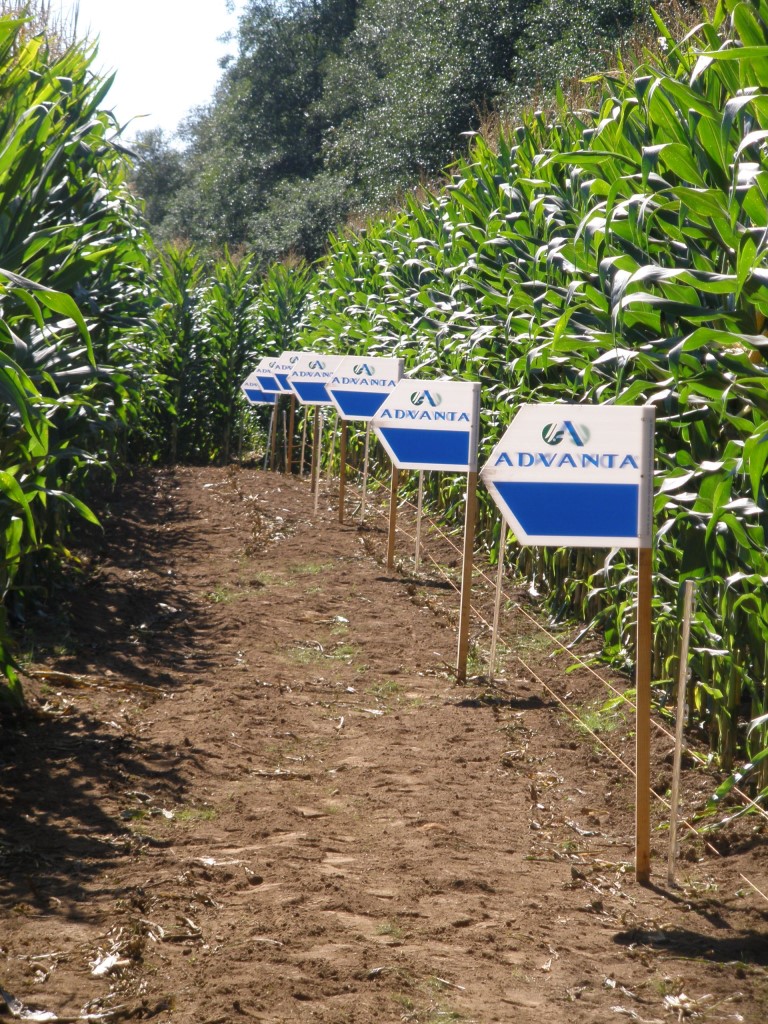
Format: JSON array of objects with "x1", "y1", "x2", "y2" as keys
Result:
[
  {"x1": 251, "y1": 356, "x2": 282, "y2": 394},
  {"x1": 272, "y1": 351, "x2": 303, "y2": 393},
  {"x1": 288, "y1": 352, "x2": 341, "y2": 405},
  {"x1": 241, "y1": 373, "x2": 277, "y2": 406},
  {"x1": 481, "y1": 404, "x2": 655, "y2": 547},
  {"x1": 371, "y1": 379, "x2": 481, "y2": 472},
  {"x1": 326, "y1": 356, "x2": 404, "y2": 421}
]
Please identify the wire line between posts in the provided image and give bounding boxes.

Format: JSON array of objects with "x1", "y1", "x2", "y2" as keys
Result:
[
  {"x1": 333, "y1": 460, "x2": 768, "y2": 898},
  {"x1": 369, "y1": 474, "x2": 768, "y2": 830},
  {"x1": 335, "y1": 455, "x2": 768, "y2": 840}
]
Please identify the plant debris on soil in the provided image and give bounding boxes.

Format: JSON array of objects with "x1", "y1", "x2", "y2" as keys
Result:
[{"x1": 1, "y1": 465, "x2": 767, "y2": 1024}]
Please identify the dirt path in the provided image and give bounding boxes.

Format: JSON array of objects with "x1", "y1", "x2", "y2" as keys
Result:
[{"x1": 1, "y1": 465, "x2": 767, "y2": 1024}]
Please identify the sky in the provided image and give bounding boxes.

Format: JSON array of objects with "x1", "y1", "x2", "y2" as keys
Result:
[{"x1": 53, "y1": 1, "x2": 245, "y2": 140}]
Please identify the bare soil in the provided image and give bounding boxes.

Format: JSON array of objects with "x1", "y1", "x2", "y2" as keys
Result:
[{"x1": 1, "y1": 464, "x2": 767, "y2": 1024}]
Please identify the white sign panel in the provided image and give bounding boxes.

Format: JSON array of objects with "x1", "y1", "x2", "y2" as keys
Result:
[
  {"x1": 481, "y1": 404, "x2": 655, "y2": 547},
  {"x1": 251, "y1": 356, "x2": 282, "y2": 393},
  {"x1": 326, "y1": 356, "x2": 404, "y2": 421},
  {"x1": 370, "y1": 379, "x2": 481, "y2": 472},
  {"x1": 271, "y1": 350, "x2": 304, "y2": 393},
  {"x1": 288, "y1": 352, "x2": 342, "y2": 405},
  {"x1": 241, "y1": 372, "x2": 277, "y2": 406}
]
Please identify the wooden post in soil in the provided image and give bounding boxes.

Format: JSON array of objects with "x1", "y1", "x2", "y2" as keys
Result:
[
  {"x1": 286, "y1": 395, "x2": 296, "y2": 473},
  {"x1": 360, "y1": 424, "x2": 371, "y2": 522},
  {"x1": 310, "y1": 406, "x2": 321, "y2": 494},
  {"x1": 338, "y1": 420, "x2": 348, "y2": 524},
  {"x1": 270, "y1": 396, "x2": 279, "y2": 470},
  {"x1": 263, "y1": 405, "x2": 276, "y2": 472},
  {"x1": 414, "y1": 470, "x2": 424, "y2": 570},
  {"x1": 329, "y1": 416, "x2": 338, "y2": 483},
  {"x1": 667, "y1": 578, "x2": 695, "y2": 887},
  {"x1": 635, "y1": 545, "x2": 654, "y2": 885},
  {"x1": 488, "y1": 520, "x2": 508, "y2": 684},
  {"x1": 386, "y1": 464, "x2": 399, "y2": 571},
  {"x1": 300, "y1": 408, "x2": 308, "y2": 475},
  {"x1": 456, "y1": 471, "x2": 478, "y2": 683},
  {"x1": 314, "y1": 411, "x2": 325, "y2": 515}
]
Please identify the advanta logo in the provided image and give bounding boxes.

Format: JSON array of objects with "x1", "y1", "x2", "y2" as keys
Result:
[
  {"x1": 353, "y1": 363, "x2": 375, "y2": 376},
  {"x1": 542, "y1": 421, "x2": 590, "y2": 447},
  {"x1": 410, "y1": 390, "x2": 442, "y2": 408},
  {"x1": 289, "y1": 355, "x2": 299, "y2": 364},
  {"x1": 308, "y1": 359, "x2": 325, "y2": 370}
]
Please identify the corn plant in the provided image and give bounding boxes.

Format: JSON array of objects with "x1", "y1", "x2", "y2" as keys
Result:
[
  {"x1": 196, "y1": 249, "x2": 260, "y2": 462},
  {"x1": 0, "y1": 11, "x2": 152, "y2": 709}
]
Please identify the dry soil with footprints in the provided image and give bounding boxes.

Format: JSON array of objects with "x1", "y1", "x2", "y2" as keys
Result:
[{"x1": 1, "y1": 464, "x2": 767, "y2": 1024}]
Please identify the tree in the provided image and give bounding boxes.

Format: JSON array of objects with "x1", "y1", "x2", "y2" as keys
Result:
[{"x1": 131, "y1": 129, "x2": 186, "y2": 235}]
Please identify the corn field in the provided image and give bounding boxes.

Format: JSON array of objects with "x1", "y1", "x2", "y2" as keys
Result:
[
  {"x1": 2, "y1": 1, "x2": 768, "y2": 810},
  {"x1": 290, "y1": 0, "x2": 768, "y2": 800},
  {"x1": 0, "y1": 10, "x2": 298, "y2": 709},
  {"x1": 0, "y1": 10, "x2": 150, "y2": 706}
]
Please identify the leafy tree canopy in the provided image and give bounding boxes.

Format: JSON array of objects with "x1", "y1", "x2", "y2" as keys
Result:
[{"x1": 135, "y1": 0, "x2": 678, "y2": 260}]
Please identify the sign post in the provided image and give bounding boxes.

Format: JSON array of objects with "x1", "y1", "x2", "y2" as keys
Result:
[
  {"x1": 287, "y1": 395, "x2": 296, "y2": 473},
  {"x1": 270, "y1": 351, "x2": 303, "y2": 474},
  {"x1": 386, "y1": 465, "x2": 400, "y2": 570},
  {"x1": 481, "y1": 404, "x2": 655, "y2": 882},
  {"x1": 361, "y1": 425, "x2": 371, "y2": 521},
  {"x1": 415, "y1": 471, "x2": 424, "y2": 569},
  {"x1": 270, "y1": 401, "x2": 279, "y2": 469},
  {"x1": 287, "y1": 353, "x2": 341, "y2": 495},
  {"x1": 457, "y1": 469, "x2": 478, "y2": 681},
  {"x1": 310, "y1": 407, "x2": 321, "y2": 494},
  {"x1": 371, "y1": 379, "x2": 481, "y2": 681},
  {"x1": 265, "y1": 404, "x2": 277, "y2": 471},
  {"x1": 327, "y1": 356, "x2": 403, "y2": 524},
  {"x1": 488, "y1": 521, "x2": 508, "y2": 683},
  {"x1": 314, "y1": 410, "x2": 325, "y2": 513},
  {"x1": 339, "y1": 420, "x2": 348, "y2": 523},
  {"x1": 300, "y1": 410, "x2": 308, "y2": 475}
]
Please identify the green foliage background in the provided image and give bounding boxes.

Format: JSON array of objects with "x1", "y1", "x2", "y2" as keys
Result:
[{"x1": 139, "y1": 0, "x2": 669, "y2": 260}]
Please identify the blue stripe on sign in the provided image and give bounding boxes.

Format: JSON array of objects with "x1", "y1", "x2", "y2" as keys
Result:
[
  {"x1": 494, "y1": 481, "x2": 638, "y2": 538},
  {"x1": 244, "y1": 388, "x2": 276, "y2": 405},
  {"x1": 293, "y1": 381, "x2": 331, "y2": 403},
  {"x1": 256, "y1": 374, "x2": 281, "y2": 392},
  {"x1": 275, "y1": 373, "x2": 292, "y2": 390},
  {"x1": 332, "y1": 389, "x2": 389, "y2": 418},
  {"x1": 379, "y1": 427, "x2": 470, "y2": 468}
]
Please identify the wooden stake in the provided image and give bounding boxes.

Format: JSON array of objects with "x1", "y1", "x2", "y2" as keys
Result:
[
  {"x1": 270, "y1": 396, "x2": 279, "y2": 469},
  {"x1": 286, "y1": 395, "x2": 296, "y2": 473},
  {"x1": 635, "y1": 544, "x2": 654, "y2": 885},
  {"x1": 314, "y1": 410, "x2": 325, "y2": 514},
  {"x1": 281, "y1": 409, "x2": 287, "y2": 473},
  {"x1": 299, "y1": 408, "x2": 308, "y2": 475},
  {"x1": 386, "y1": 463, "x2": 399, "y2": 570},
  {"x1": 310, "y1": 406, "x2": 321, "y2": 494},
  {"x1": 668, "y1": 578, "x2": 695, "y2": 888},
  {"x1": 489, "y1": 520, "x2": 508, "y2": 684},
  {"x1": 263, "y1": 405, "x2": 276, "y2": 472},
  {"x1": 456, "y1": 471, "x2": 478, "y2": 683},
  {"x1": 361, "y1": 424, "x2": 371, "y2": 522},
  {"x1": 415, "y1": 470, "x2": 424, "y2": 570},
  {"x1": 329, "y1": 416, "x2": 339, "y2": 485},
  {"x1": 339, "y1": 420, "x2": 348, "y2": 524}
]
